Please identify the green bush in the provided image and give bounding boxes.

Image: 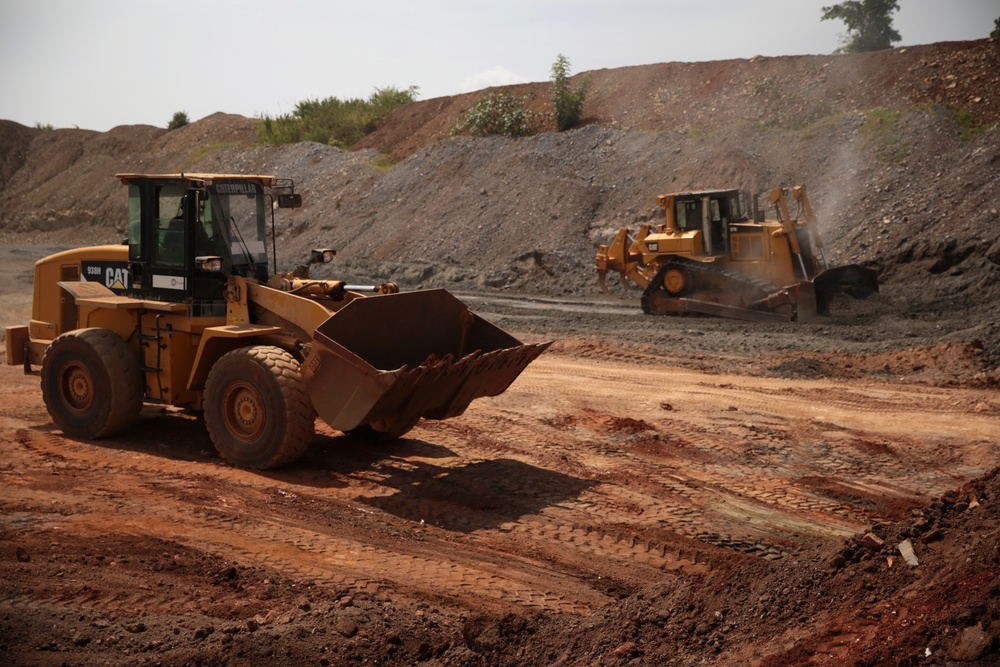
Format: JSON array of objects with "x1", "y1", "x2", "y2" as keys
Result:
[
  {"x1": 452, "y1": 90, "x2": 541, "y2": 138},
  {"x1": 551, "y1": 54, "x2": 590, "y2": 131},
  {"x1": 259, "y1": 86, "x2": 419, "y2": 147},
  {"x1": 167, "y1": 111, "x2": 190, "y2": 130}
]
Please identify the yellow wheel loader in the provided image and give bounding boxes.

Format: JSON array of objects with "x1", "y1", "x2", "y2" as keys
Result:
[
  {"x1": 595, "y1": 185, "x2": 878, "y2": 322},
  {"x1": 5, "y1": 173, "x2": 549, "y2": 468}
]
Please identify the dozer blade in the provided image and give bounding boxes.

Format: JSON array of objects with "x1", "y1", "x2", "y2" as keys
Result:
[
  {"x1": 812, "y1": 264, "x2": 879, "y2": 316},
  {"x1": 301, "y1": 289, "x2": 550, "y2": 434}
]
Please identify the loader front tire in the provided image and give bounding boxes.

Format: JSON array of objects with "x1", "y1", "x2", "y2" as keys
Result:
[
  {"x1": 41, "y1": 328, "x2": 143, "y2": 439},
  {"x1": 204, "y1": 345, "x2": 315, "y2": 469}
]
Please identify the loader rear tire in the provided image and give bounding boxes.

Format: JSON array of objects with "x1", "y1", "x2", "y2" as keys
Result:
[
  {"x1": 204, "y1": 345, "x2": 315, "y2": 469},
  {"x1": 41, "y1": 328, "x2": 143, "y2": 439}
]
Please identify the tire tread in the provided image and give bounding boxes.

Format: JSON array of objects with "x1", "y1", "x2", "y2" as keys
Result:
[{"x1": 204, "y1": 345, "x2": 314, "y2": 469}]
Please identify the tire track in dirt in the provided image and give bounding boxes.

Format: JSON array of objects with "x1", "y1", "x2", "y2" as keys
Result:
[
  {"x1": 3, "y1": 346, "x2": 999, "y2": 624},
  {"x1": 6, "y1": 428, "x2": 605, "y2": 615},
  {"x1": 491, "y1": 513, "x2": 712, "y2": 576},
  {"x1": 428, "y1": 401, "x2": 878, "y2": 547},
  {"x1": 432, "y1": 355, "x2": 1000, "y2": 552},
  {"x1": 70, "y1": 507, "x2": 602, "y2": 615},
  {"x1": 425, "y1": 417, "x2": 861, "y2": 558}
]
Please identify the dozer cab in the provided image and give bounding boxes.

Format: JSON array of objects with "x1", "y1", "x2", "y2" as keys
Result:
[
  {"x1": 5, "y1": 173, "x2": 549, "y2": 468},
  {"x1": 595, "y1": 185, "x2": 878, "y2": 322}
]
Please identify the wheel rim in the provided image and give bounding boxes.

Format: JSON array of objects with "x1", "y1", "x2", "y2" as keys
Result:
[
  {"x1": 59, "y1": 361, "x2": 94, "y2": 415},
  {"x1": 221, "y1": 381, "x2": 266, "y2": 442},
  {"x1": 662, "y1": 268, "x2": 687, "y2": 295}
]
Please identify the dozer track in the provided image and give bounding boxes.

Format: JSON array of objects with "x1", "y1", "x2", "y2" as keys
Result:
[{"x1": 640, "y1": 258, "x2": 796, "y2": 323}]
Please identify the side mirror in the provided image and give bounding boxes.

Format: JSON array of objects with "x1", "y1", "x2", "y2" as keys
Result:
[
  {"x1": 310, "y1": 248, "x2": 336, "y2": 265},
  {"x1": 195, "y1": 256, "x2": 224, "y2": 273},
  {"x1": 278, "y1": 193, "x2": 302, "y2": 209}
]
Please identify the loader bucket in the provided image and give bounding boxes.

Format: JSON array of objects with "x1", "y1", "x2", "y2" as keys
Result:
[
  {"x1": 812, "y1": 265, "x2": 879, "y2": 315},
  {"x1": 301, "y1": 289, "x2": 550, "y2": 434}
]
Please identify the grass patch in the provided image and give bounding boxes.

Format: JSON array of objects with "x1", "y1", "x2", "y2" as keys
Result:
[
  {"x1": 259, "y1": 86, "x2": 418, "y2": 148},
  {"x1": 860, "y1": 109, "x2": 905, "y2": 163},
  {"x1": 860, "y1": 108, "x2": 901, "y2": 136},
  {"x1": 678, "y1": 126, "x2": 711, "y2": 141},
  {"x1": 177, "y1": 142, "x2": 242, "y2": 171},
  {"x1": 789, "y1": 111, "x2": 850, "y2": 140},
  {"x1": 944, "y1": 104, "x2": 995, "y2": 141},
  {"x1": 365, "y1": 155, "x2": 396, "y2": 173}
]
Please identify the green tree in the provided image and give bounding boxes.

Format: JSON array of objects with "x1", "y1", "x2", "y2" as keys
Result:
[
  {"x1": 991, "y1": 17, "x2": 1000, "y2": 39},
  {"x1": 821, "y1": 0, "x2": 901, "y2": 53},
  {"x1": 551, "y1": 54, "x2": 591, "y2": 131},
  {"x1": 167, "y1": 111, "x2": 190, "y2": 130}
]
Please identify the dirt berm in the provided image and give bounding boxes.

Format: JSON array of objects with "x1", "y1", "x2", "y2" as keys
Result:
[{"x1": 1, "y1": 39, "x2": 999, "y2": 666}]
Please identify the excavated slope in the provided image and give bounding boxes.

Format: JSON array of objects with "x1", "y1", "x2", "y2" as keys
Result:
[{"x1": 0, "y1": 39, "x2": 998, "y2": 357}]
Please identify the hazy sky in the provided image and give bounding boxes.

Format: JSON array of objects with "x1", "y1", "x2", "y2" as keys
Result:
[{"x1": 1, "y1": 0, "x2": 996, "y2": 132}]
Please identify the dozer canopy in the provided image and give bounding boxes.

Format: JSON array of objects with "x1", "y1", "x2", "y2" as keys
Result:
[{"x1": 302, "y1": 289, "x2": 550, "y2": 434}]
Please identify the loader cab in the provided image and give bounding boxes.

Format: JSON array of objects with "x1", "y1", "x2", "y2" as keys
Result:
[{"x1": 119, "y1": 174, "x2": 274, "y2": 316}]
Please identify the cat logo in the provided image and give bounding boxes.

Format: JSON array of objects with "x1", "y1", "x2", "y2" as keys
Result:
[{"x1": 81, "y1": 261, "x2": 130, "y2": 293}]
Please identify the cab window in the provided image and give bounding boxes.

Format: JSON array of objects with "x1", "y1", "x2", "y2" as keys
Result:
[
  {"x1": 154, "y1": 185, "x2": 186, "y2": 267},
  {"x1": 710, "y1": 199, "x2": 721, "y2": 222},
  {"x1": 195, "y1": 191, "x2": 227, "y2": 258},
  {"x1": 675, "y1": 201, "x2": 699, "y2": 230},
  {"x1": 128, "y1": 184, "x2": 142, "y2": 261}
]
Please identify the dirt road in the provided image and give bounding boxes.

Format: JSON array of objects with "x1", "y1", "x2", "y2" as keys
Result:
[{"x1": 3, "y1": 328, "x2": 998, "y2": 664}]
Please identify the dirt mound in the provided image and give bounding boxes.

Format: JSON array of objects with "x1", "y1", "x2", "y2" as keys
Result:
[
  {"x1": 470, "y1": 468, "x2": 1000, "y2": 667},
  {"x1": 0, "y1": 113, "x2": 260, "y2": 241},
  {"x1": 359, "y1": 39, "x2": 1000, "y2": 162}
]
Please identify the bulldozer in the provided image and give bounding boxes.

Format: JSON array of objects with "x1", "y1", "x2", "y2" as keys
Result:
[
  {"x1": 5, "y1": 173, "x2": 549, "y2": 468},
  {"x1": 595, "y1": 185, "x2": 878, "y2": 322}
]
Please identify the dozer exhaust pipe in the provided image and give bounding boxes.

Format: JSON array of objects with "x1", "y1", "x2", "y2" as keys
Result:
[{"x1": 301, "y1": 289, "x2": 550, "y2": 434}]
